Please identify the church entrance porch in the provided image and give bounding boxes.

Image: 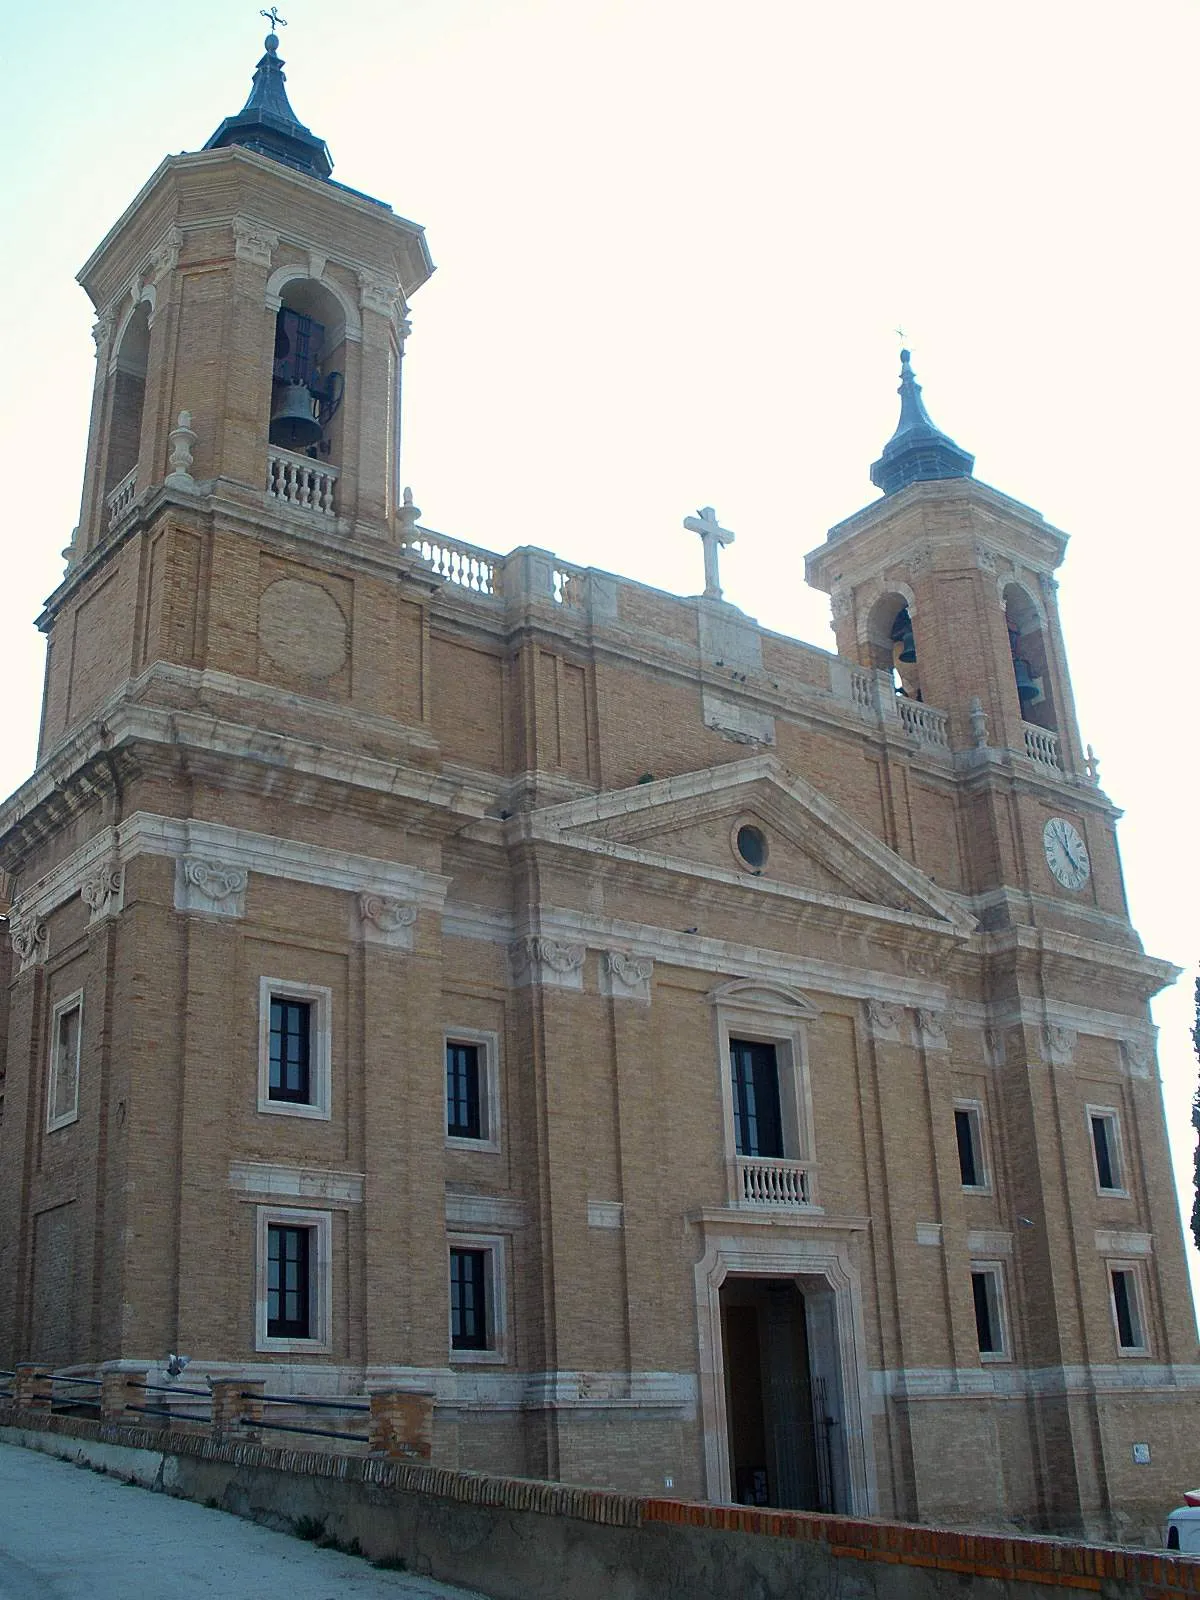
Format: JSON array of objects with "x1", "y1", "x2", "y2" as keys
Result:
[{"x1": 720, "y1": 1277, "x2": 834, "y2": 1510}]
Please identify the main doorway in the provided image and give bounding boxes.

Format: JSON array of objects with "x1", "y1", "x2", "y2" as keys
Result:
[{"x1": 720, "y1": 1277, "x2": 835, "y2": 1511}]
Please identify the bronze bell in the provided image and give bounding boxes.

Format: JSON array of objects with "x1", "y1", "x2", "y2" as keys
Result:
[
  {"x1": 269, "y1": 381, "x2": 322, "y2": 451},
  {"x1": 890, "y1": 610, "x2": 917, "y2": 663},
  {"x1": 1013, "y1": 656, "x2": 1039, "y2": 702}
]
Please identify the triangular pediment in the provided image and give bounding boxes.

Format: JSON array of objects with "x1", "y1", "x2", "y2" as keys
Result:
[{"x1": 524, "y1": 755, "x2": 976, "y2": 937}]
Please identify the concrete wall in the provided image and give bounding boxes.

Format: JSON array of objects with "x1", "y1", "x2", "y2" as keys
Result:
[{"x1": 4, "y1": 1412, "x2": 1197, "y2": 1600}]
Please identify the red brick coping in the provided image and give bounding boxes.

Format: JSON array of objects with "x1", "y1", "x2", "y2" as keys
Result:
[{"x1": 3, "y1": 1406, "x2": 1197, "y2": 1597}]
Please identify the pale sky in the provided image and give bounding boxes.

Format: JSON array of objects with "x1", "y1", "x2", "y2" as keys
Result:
[{"x1": 3, "y1": 0, "x2": 1198, "y2": 1314}]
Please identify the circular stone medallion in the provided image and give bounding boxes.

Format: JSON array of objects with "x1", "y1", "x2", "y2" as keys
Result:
[{"x1": 259, "y1": 577, "x2": 348, "y2": 679}]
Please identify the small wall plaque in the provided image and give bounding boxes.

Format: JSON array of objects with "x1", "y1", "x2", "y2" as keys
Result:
[{"x1": 1132, "y1": 1443, "x2": 1151, "y2": 1465}]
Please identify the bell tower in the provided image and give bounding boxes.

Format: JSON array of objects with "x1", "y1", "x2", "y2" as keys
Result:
[
  {"x1": 47, "y1": 28, "x2": 433, "y2": 755},
  {"x1": 806, "y1": 352, "x2": 1084, "y2": 778}
]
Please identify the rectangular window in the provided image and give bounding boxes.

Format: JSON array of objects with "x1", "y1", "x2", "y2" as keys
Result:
[
  {"x1": 1089, "y1": 1109, "x2": 1124, "y2": 1193},
  {"x1": 444, "y1": 1029, "x2": 500, "y2": 1151},
  {"x1": 255, "y1": 1206, "x2": 331, "y2": 1351},
  {"x1": 955, "y1": 1105, "x2": 984, "y2": 1188},
  {"x1": 267, "y1": 1224, "x2": 311, "y2": 1339},
  {"x1": 446, "y1": 1042, "x2": 481, "y2": 1140},
  {"x1": 47, "y1": 992, "x2": 83, "y2": 1132},
  {"x1": 450, "y1": 1248, "x2": 488, "y2": 1350},
  {"x1": 730, "y1": 1039, "x2": 784, "y2": 1159},
  {"x1": 269, "y1": 998, "x2": 311, "y2": 1103},
  {"x1": 257, "y1": 979, "x2": 332, "y2": 1119},
  {"x1": 1110, "y1": 1267, "x2": 1147, "y2": 1353},
  {"x1": 971, "y1": 1265, "x2": 1008, "y2": 1359}
]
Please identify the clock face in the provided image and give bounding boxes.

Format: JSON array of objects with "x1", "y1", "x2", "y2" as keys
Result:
[{"x1": 1043, "y1": 817, "x2": 1091, "y2": 891}]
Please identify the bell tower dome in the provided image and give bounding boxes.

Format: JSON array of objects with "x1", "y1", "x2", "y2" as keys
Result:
[{"x1": 806, "y1": 351, "x2": 1083, "y2": 777}]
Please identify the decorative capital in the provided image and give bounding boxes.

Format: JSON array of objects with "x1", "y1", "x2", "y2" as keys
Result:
[
  {"x1": 357, "y1": 892, "x2": 417, "y2": 950},
  {"x1": 92, "y1": 310, "x2": 116, "y2": 352},
  {"x1": 1121, "y1": 1037, "x2": 1154, "y2": 1080},
  {"x1": 829, "y1": 589, "x2": 853, "y2": 623},
  {"x1": 601, "y1": 949, "x2": 653, "y2": 1003},
  {"x1": 509, "y1": 936, "x2": 586, "y2": 990},
  {"x1": 983, "y1": 1027, "x2": 1007, "y2": 1068},
  {"x1": 232, "y1": 216, "x2": 278, "y2": 267},
  {"x1": 866, "y1": 999, "x2": 902, "y2": 1040},
  {"x1": 1043, "y1": 1024, "x2": 1077, "y2": 1067},
  {"x1": 174, "y1": 856, "x2": 248, "y2": 918},
  {"x1": 908, "y1": 543, "x2": 935, "y2": 577},
  {"x1": 1039, "y1": 572, "x2": 1059, "y2": 598},
  {"x1": 149, "y1": 225, "x2": 183, "y2": 281},
  {"x1": 974, "y1": 542, "x2": 998, "y2": 575},
  {"x1": 914, "y1": 1007, "x2": 948, "y2": 1049},
  {"x1": 9, "y1": 913, "x2": 49, "y2": 973},
  {"x1": 360, "y1": 272, "x2": 403, "y2": 319},
  {"x1": 81, "y1": 863, "x2": 125, "y2": 924}
]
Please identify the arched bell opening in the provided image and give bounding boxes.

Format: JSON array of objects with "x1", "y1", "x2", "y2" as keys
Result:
[
  {"x1": 867, "y1": 592, "x2": 921, "y2": 702},
  {"x1": 1003, "y1": 583, "x2": 1056, "y2": 731},
  {"x1": 269, "y1": 278, "x2": 348, "y2": 466},
  {"x1": 103, "y1": 301, "x2": 150, "y2": 497}
]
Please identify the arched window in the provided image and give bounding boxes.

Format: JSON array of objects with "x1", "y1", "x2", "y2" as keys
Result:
[
  {"x1": 867, "y1": 591, "x2": 921, "y2": 702},
  {"x1": 103, "y1": 301, "x2": 150, "y2": 499},
  {"x1": 268, "y1": 279, "x2": 347, "y2": 466},
  {"x1": 1003, "y1": 583, "x2": 1056, "y2": 731}
]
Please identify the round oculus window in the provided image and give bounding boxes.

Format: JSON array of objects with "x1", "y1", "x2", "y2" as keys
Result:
[{"x1": 735, "y1": 824, "x2": 767, "y2": 871}]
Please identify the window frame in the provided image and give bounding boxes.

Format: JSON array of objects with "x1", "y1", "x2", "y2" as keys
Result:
[
  {"x1": 712, "y1": 982, "x2": 818, "y2": 1210},
  {"x1": 257, "y1": 978, "x2": 332, "y2": 1120},
  {"x1": 46, "y1": 989, "x2": 84, "y2": 1133},
  {"x1": 970, "y1": 1262, "x2": 1011, "y2": 1362},
  {"x1": 254, "y1": 1205, "x2": 332, "y2": 1353},
  {"x1": 1086, "y1": 1105, "x2": 1128, "y2": 1197},
  {"x1": 1108, "y1": 1261, "x2": 1150, "y2": 1356},
  {"x1": 954, "y1": 1099, "x2": 991, "y2": 1193},
  {"x1": 444, "y1": 1028, "x2": 501, "y2": 1153},
  {"x1": 446, "y1": 1232, "x2": 508, "y2": 1364}
]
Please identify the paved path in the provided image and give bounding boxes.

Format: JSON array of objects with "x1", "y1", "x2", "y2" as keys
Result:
[{"x1": 0, "y1": 1442, "x2": 489, "y2": 1600}]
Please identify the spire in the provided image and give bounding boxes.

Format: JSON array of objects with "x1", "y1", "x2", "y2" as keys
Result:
[
  {"x1": 869, "y1": 349, "x2": 975, "y2": 496},
  {"x1": 204, "y1": 31, "x2": 333, "y2": 181}
]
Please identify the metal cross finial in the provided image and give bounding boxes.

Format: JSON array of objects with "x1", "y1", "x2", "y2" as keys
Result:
[
  {"x1": 895, "y1": 325, "x2": 906, "y2": 342},
  {"x1": 683, "y1": 505, "x2": 735, "y2": 601},
  {"x1": 260, "y1": 7, "x2": 287, "y2": 29}
]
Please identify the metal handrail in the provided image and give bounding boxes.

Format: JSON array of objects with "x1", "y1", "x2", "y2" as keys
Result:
[
  {"x1": 51, "y1": 1375, "x2": 102, "y2": 1388},
  {"x1": 246, "y1": 1392, "x2": 370, "y2": 1413},
  {"x1": 239, "y1": 1417, "x2": 364, "y2": 1443},
  {"x1": 129, "y1": 1381, "x2": 211, "y2": 1397}
]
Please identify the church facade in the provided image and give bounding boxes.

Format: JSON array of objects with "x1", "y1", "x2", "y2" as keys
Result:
[{"x1": 1, "y1": 35, "x2": 1196, "y2": 1542}]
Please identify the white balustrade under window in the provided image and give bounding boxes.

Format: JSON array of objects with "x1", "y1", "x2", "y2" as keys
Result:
[
  {"x1": 1023, "y1": 722, "x2": 1061, "y2": 769},
  {"x1": 737, "y1": 1155, "x2": 813, "y2": 1208},
  {"x1": 897, "y1": 697, "x2": 950, "y2": 749},
  {"x1": 106, "y1": 467, "x2": 138, "y2": 529},
  {"x1": 266, "y1": 450, "x2": 338, "y2": 516}
]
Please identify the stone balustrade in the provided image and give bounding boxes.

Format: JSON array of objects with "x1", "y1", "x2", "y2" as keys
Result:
[
  {"x1": 1023, "y1": 722, "x2": 1062, "y2": 769},
  {"x1": 106, "y1": 467, "x2": 138, "y2": 529},
  {"x1": 737, "y1": 1155, "x2": 813, "y2": 1208},
  {"x1": 553, "y1": 564, "x2": 586, "y2": 608},
  {"x1": 897, "y1": 697, "x2": 949, "y2": 749},
  {"x1": 266, "y1": 449, "x2": 338, "y2": 515},
  {"x1": 406, "y1": 532, "x2": 499, "y2": 595}
]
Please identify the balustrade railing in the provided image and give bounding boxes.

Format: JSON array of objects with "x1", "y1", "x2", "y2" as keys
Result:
[
  {"x1": 106, "y1": 467, "x2": 138, "y2": 529},
  {"x1": 406, "y1": 533, "x2": 499, "y2": 595},
  {"x1": 553, "y1": 564, "x2": 585, "y2": 608},
  {"x1": 897, "y1": 697, "x2": 949, "y2": 749},
  {"x1": 737, "y1": 1155, "x2": 813, "y2": 1208},
  {"x1": 848, "y1": 669, "x2": 874, "y2": 712},
  {"x1": 266, "y1": 450, "x2": 338, "y2": 516},
  {"x1": 1023, "y1": 722, "x2": 1061, "y2": 769}
]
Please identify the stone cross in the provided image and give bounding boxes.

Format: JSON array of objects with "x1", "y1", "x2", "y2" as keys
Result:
[{"x1": 683, "y1": 505, "x2": 735, "y2": 601}]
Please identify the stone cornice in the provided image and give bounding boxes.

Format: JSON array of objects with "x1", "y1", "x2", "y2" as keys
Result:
[{"x1": 974, "y1": 924, "x2": 1180, "y2": 997}]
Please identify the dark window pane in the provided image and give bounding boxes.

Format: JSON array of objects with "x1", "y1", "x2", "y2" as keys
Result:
[
  {"x1": 730, "y1": 1040, "x2": 783, "y2": 1158},
  {"x1": 267, "y1": 1225, "x2": 311, "y2": 1338},
  {"x1": 1112, "y1": 1270, "x2": 1138, "y2": 1348},
  {"x1": 955, "y1": 1109, "x2": 978, "y2": 1187},
  {"x1": 1092, "y1": 1115, "x2": 1115, "y2": 1190},
  {"x1": 972, "y1": 1272, "x2": 997, "y2": 1353},
  {"x1": 270, "y1": 998, "x2": 311, "y2": 1103},
  {"x1": 446, "y1": 1043, "x2": 482, "y2": 1139},
  {"x1": 450, "y1": 1248, "x2": 488, "y2": 1350}
]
